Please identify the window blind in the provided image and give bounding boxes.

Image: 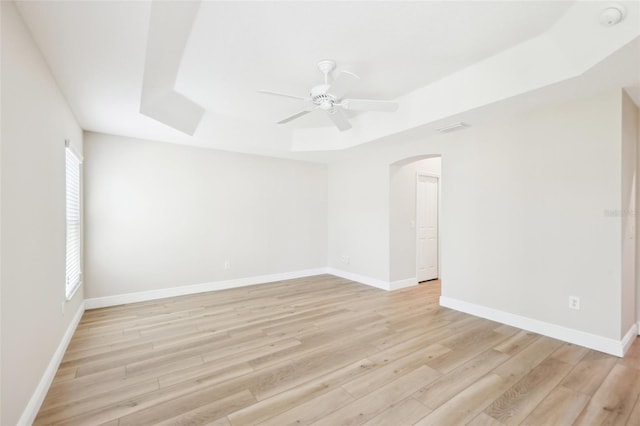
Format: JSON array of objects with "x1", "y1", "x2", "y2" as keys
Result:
[{"x1": 65, "y1": 145, "x2": 82, "y2": 298}]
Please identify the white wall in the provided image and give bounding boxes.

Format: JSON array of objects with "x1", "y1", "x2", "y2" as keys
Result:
[
  {"x1": 84, "y1": 132, "x2": 327, "y2": 299},
  {"x1": 1, "y1": 2, "x2": 84, "y2": 424},
  {"x1": 328, "y1": 89, "x2": 625, "y2": 341},
  {"x1": 389, "y1": 157, "x2": 441, "y2": 282},
  {"x1": 622, "y1": 90, "x2": 638, "y2": 336}
]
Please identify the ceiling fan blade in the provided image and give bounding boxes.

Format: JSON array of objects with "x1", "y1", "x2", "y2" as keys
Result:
[
  {"x1": 326, "y1": 71, "x2": 360, "y2": 99},
  {"x1": 341, "y1": 99, "x2": 398, "y2": 112},
  {"x1": 327, "y1": 108, "x2": 352, "y2": 132},
  {"x1": 259, "y1": 90, "x2": 308, "y2": 101},
  {"x1": 277, "y1": 110, "x2": 313, "y2": 124}
]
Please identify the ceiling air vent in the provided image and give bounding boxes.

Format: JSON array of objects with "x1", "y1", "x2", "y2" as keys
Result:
[{"x1": 436, "y1": 122, "x2": 469, "y2": 133}]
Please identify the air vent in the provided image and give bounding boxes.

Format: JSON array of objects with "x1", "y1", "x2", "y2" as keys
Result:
[{"x1": 436, "y1": 122, "x2": 469, "y2": 133}]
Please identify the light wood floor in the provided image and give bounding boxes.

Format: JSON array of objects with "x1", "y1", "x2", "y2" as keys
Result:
[{"x1": 36, "y1": 275, "x2": 640, "y2": 425}]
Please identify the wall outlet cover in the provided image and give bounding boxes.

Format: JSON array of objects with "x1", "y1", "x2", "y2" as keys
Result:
[{"x1": 569, "y1": 296, "x2": 580, "y2": 310}]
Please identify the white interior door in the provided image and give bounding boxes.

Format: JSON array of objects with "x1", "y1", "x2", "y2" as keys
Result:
[{"x1": 417, "y1": 174, "x2": 439, "y2": 282}]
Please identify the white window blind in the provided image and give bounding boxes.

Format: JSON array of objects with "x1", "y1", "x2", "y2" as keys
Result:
[{"x1": 65, "y1": 143, "x2": 82, "y2": 299}]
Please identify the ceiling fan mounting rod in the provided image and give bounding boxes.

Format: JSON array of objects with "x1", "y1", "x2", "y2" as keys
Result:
[{"x1": 317, "y1": 59, "x2": 336, "y2": 84}]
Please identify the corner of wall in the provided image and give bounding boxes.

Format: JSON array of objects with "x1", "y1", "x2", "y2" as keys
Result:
[
  {"x1": 326, "y1": 268, "x2": 390, "y2": 291},
  {"x1": 325, "y1": 268, "x2": 419, "y2": 292},
  {"x1": 389, "y1": 277, "x2": 418, "y2": 291}
]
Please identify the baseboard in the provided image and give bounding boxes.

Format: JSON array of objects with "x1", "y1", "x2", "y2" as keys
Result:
[
  {"x1": 389, "y1": 277, "x2": 418, "y2": 291},
  {"x1": 326, "y1": 267, "x2": 390, "y2": 290},
  {"x1": 325, "y1": 269, "x2": 417, "y2": 292},
  {"x1": 85, "y1": 268, "x2": 328, "y2": 309},
  {"x1": 440, "y1": 296, "x2": 632, "y2": 357},
  {"x1": 18, "y1": 300, "x2": 85, "y2": 425},
  {"x1": 85, "y1": 267, "x2": 417, "y2": 309}
]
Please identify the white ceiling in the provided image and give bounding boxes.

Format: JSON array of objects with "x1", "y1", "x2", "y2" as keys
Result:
[
  {"x1": 177, "y1": 1, "x2": 572, "y2": 127},
  {"x1": 14, "y1": 1, "x2": 640, "y2": 159}
]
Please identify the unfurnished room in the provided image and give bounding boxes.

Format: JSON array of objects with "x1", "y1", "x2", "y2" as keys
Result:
[{"x1": 2, "y1": 1, "x2": 640, "y2": 425}]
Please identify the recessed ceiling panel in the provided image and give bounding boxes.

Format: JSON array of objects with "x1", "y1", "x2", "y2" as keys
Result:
[{"x1": 176, "y1": 1, "x2": 573, "y2": 128}]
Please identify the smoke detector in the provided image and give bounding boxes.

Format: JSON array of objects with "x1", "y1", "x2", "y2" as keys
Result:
[{"x1": 600, "y1": 4, "x2": 626, "y2": 26}]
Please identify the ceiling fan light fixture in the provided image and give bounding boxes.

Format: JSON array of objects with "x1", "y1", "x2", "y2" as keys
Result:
[{"x1": 320, "y1": 101, "x2": 333, "y2": 111}]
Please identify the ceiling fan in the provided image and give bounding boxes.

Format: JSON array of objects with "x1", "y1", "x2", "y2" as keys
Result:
[{"x1": 259, "y1": 60, "x2": 399, "y2": 132}]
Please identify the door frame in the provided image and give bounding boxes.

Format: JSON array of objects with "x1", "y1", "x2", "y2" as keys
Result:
[{"x1": 416, "y1": 171, "x2": 441, "y2": 282}]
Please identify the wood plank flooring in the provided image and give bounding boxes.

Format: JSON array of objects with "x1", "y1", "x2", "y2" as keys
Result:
[{"x1": 36, "y1": 275, "x2": 640, "y2": 425}]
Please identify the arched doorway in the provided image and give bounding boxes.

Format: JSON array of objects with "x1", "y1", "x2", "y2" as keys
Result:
[{"x1": 389, "y1": 155, "x2": 441, "y2": 287}]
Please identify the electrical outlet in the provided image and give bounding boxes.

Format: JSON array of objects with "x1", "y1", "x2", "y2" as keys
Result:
[
  {"x1": 341, "y1": 255, "x2": 350, "y2": 264},
  {"x1": 224, "y1": 260, "x2": 230, "y2": 270},
  {"x1": 569, "y1": 296, "x2": 580, "y2": 310}
]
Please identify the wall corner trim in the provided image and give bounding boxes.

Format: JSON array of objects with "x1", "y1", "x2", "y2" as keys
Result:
[
  {"x1": 622, "y1": 323, "x2": 638, "y2": 354},
  {"x1": 440, "y1": 295, "x2": 632, "y2": 357},
  {"x1": 18, "y1": 300, "x2": 86, "y2": 425},
  {"x1": 84, "y1": 268, "x2": 328, "y2": 309}
]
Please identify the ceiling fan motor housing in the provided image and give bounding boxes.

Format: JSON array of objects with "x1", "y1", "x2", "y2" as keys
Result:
[{"x1": 310, "y1": 84, "x2": 336, "y2": 111}]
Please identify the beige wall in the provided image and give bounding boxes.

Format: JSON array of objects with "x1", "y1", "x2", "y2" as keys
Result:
[
  {"x1": 328, "y1": 89, "x2": 625, "y2": 340},
  {"x1": 1, "y1": 2, "x2": 84, "y2": 424},
  {"x1": 328, "y1": 158, "x2": 390, "y2": 281},
  {"x1": 83, "y1": 132, "x2": 328, "y2": 299}
]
